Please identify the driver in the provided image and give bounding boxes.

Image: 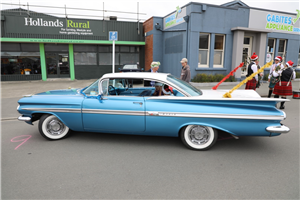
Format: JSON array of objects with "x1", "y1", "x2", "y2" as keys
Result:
[{"x1": 152, "y1": 83, "x2": 164, "y2": 96}]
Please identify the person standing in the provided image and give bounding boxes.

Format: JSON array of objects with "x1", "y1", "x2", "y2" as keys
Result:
[
  {"x1": 245, "y1": 53, "x2": 259, "y2": 90},
  {"x1": 145, "y1": 61, "x2": 160, "y2": 87},
  {"x1": 272, "y1": 60, "x2": 296, "y2": 109},
  {"x1": 180, "y1": 58, "x2": 191, "y2": 83},
  {"x1": 267, "y1": 56, "x2": 284, "y2": 97}
]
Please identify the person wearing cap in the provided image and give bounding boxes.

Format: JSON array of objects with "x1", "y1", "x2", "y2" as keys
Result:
[
  {"x1": 152, "y1": 82, "x2": 164, "y2": 96},
  {"x1": 145, "y1": 61, "x2": 160, "y2": 87},
  {"x1": 245, "y1": 53, "x2": 259, "y2": 90},
  {"x1": 180, "y1": 58, "x2": 191, "y2": 83},
  {"x1": 267, "y1": 56, "x2": 284, "y2": 97},
  {"x1": 272, "y1": 60, "x2": 296, "y2": 109}
]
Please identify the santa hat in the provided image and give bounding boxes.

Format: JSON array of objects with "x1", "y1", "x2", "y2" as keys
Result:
[
  {"x1": 275, "y1": 56, "x2": 282, "y2": 61},
  {"x1": 286, "y1": 60, "x2": 294, "y2": 67},
  {"x1": 250, "y1": 52, "x2": 258, "y2": 61}
]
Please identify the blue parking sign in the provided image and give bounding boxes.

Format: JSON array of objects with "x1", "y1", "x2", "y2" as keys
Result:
[{"x1": 109, "y1": 31, "x2": 118, "y2": 41}]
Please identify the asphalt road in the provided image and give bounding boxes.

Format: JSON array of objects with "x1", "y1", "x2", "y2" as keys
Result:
[{"x1": 1, "y1": 79, "x2": 299, "y2": 199}]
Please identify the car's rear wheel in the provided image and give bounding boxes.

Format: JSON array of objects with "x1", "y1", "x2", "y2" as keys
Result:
[
  {"x1": 180, "y1": 125, "x2": 218, "y2": 150},
  {"x1": 38, "y1": 114, "x2": 71, "y2": 140}
]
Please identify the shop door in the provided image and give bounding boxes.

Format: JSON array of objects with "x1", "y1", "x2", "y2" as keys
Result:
[
  {"x1": 241, "y1": 37, "x2": 252, "y2": 76},
  {"x1": 46, "y1": 53, "x2": 70, "y2": 78}
]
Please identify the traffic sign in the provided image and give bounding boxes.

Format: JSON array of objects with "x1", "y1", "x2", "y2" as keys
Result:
[{"x1": 109, "y1": 31, "x2": 118, "y2": 41}]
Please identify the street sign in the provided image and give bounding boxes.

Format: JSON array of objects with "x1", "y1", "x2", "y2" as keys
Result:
[{"x1": 109, "y1": 31, "x2": 118, "y2": 41}]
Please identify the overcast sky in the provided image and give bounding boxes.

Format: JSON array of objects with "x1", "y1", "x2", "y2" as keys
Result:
[{"x1": 1, "y1": 0, "x2": 299, "y2": 21}]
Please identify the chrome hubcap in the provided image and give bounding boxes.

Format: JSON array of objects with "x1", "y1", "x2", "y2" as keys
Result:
[
  {"x1": 47, "y1": 119, "x2": 65, "y2": 135},
  {"x1": 188, "y1": 125, "x2": 210, "y2": 145}
]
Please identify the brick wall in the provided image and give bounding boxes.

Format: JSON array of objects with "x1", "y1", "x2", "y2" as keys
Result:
[{"x1": 143, "y1": 18, "x2": 153, "y2": 71}]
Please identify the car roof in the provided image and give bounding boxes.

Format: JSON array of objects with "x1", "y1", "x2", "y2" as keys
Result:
[{"x1": 102, "y1": 72, "x2": 171, "y2": 81}]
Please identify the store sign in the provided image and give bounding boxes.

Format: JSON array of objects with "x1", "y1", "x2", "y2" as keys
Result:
[
  {"x1": 163, "y1": 6, "x2": 186, "y2": 30},
  {"x1": 249, "y1": 9, "x2": 300, "y2": 34},
  {"x1": 24, "y1": 17, "x2": 93, "y2": 35}
]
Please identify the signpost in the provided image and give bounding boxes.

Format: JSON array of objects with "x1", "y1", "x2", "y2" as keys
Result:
[{"x1": 109, "y1": 31, "x2": 118, "y2": 73}]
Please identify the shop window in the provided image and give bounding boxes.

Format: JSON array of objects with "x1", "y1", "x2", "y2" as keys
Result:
[
  {"x1": 278, "y1": 39, "x2": 286, "y2": 63},
  {"x1": 74, "y1": 45, "x2": 97, "y2": 65},
  {"x1": 120, "y1": 46, "x2": 130, "y2": 52},
  {"x1": 109, "y1": 46, "x2": 120, "y2": 52},
  {"x1": 44, "y1": 44, "x2": 68, "y2": 52},
  {"x1": 74, "y1": 45, "x2": 97, "y2": 52},
  {"x1": 1, "y1": 42, "x2": 21, "y2": 51},
  {"x1": 1, "y1": 42, "x2": 40, "y2": 76},
  {"x1": 74, "y1": 53, "x2": 97, "y2": 65},
  {"x1": 213, "y1": 34, "x2": 225, "y2": 68},
  {"x1": 1, "y1": 52, "x2": 41, "y2": 75},
  {"x1": 165, "y1": 34, "x2": 183, "y2": 54},
  {"x1": 198, "y1": 33, "x2": 210, "y2": 67},
  {"x1": 98, "y1": 46, "x2": 110, "y2": 53},
  {"x1": 120, "y1": 53, "x2": 139, "y2": 65},
  {"x1": 21, "y1": 43, "x2": 39, "y2": 52},
  {"x1": 99, "y1": 53, "x2": 120, "y2": 65},
  {"x1": 266, "y1": 38, "x2": 276, "y2": 62}
]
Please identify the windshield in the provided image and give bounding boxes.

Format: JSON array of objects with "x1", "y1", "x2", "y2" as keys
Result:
[
  {"x1": 82, "y1": 79, "x2": 100, "y2": 96},
  {"x1": 123, "y1": 64, "x2": 138, "y2": 69},
  {"x1": 167, "y1": 75, "x2": 202, "y2": 96}
]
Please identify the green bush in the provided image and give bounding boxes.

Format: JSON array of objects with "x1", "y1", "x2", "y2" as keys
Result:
[
  {"x1": 296, "y1": 72, "x2": 300, "y2": 78},
  {"x1": 263, "y1": 74, "x2": 269, "y2": 81},
  {"x1": 192, "y1": 73, "x2": 236, "y2": 82}
]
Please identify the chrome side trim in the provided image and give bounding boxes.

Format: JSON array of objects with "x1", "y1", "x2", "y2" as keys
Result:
[
  {"x1": 147, "y1": 111, "x2": 285, "y2": 120},
  {"x1": 18, "y1": 116, "x2": 31, "y2": 122},
  {"x1": 22, "y1": 108, "x2": 81, "y2": 113},
  {"x1": 20, "y1": 108, "x2": 284, "y2": 120},
  {"x1": 83, "y1": 109, "x2": 145, "y2": 116},
  {"x1": 266, "y1": 125, "x2": 290, "y2": 133}
]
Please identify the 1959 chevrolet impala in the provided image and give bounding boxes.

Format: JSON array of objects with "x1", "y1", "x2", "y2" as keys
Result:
[{"x1": 18, "y1": 72, "x2": 290, "y2": 150}]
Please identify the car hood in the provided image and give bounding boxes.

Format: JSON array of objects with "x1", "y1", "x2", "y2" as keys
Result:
[{"x1": 34, "y1": 88, "x2": 81, "y2": 96}]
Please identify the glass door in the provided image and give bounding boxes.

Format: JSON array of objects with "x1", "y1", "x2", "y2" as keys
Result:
[
  {"x1": 241, "y1": 37, "x2": 252, "y2": 76},
  {"x1": 46, "y1": 53, "x2": 69, "y2": 78}
]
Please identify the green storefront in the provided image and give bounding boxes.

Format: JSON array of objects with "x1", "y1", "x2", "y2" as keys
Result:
[{"x1": 1, "y1": 8, "x2": 145, "y2": 81}]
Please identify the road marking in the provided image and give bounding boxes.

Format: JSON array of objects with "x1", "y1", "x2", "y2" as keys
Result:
[{"x1": 11, "y1": 135, "x2": 32, "y2": 150}]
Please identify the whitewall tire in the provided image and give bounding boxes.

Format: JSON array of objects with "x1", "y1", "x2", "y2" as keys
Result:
[
  {"x1": 38, "y1": 114, "x2": 71, "y2": 140},
  {"x1": 180, "y1": 125, "x2": 218, "y2": 150}
]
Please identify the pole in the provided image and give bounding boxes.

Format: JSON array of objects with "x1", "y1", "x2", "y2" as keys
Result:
[{"x1": 112, "y1": 40, "x2": 115, "y2": 73}]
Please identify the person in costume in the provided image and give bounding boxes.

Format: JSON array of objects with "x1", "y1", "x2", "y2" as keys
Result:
[
  {"x1": 267, "y1": 56, "x2": 284, "y2": 97},
  {"x1": 272, "y1": 60, "x2": 296, "y2": 109},
  {"x1": 245, "y1": 52, "x2": 259, "y2": 90}
]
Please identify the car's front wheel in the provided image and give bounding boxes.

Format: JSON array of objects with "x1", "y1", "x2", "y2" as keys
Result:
[
  {"x1": 38, "y1": 114, "x2": 71, "y2": 140},
  {"x1": 180, "y1": 125, "x2": 218, "y2": 150}
]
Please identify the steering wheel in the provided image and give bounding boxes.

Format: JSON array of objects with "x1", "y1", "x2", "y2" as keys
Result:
[{"x1": 108, "y1": 85, "x2": 117, "y2": 95}]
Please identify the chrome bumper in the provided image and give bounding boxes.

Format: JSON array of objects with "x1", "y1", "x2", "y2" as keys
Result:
[
  {"x1": 18, "y1": 116, "x2": 32, "y2": 122},
  {"x1": 266, "y1": 125, "x2": 290, "y2": 134}
]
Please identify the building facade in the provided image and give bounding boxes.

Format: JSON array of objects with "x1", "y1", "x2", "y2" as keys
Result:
[
  {"x1": 143, "y1": 1, "x2": 300, "y2": 80},
  {"x1": 1, "y1": 8, "x2": 145, "y2": 81}
]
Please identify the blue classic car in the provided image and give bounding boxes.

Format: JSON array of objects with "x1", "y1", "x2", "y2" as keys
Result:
[{"x1": 17, "y1": 72, "x2": 290, "y2": 150}]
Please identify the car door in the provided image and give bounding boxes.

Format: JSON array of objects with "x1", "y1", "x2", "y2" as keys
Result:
[{"x1": 82, "y1": 78, "x2": 145, "y2": 133}]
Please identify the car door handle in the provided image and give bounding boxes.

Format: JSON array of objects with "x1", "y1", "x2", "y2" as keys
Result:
[{"x1": 133, "y1": 102, "x2": 143, "y2": 105}]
